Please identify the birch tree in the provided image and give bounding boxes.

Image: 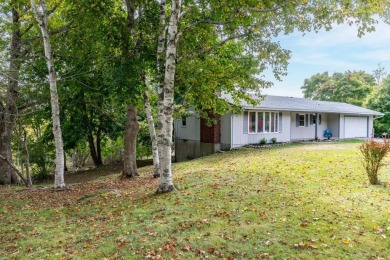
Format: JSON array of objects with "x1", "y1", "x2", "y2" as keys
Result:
[
  {"x1": 143, "y1": 78, "x2": 160, "y2": 178},
  {"x1": 30, "y1": 0, "x2": 65, "y2": 188},
  {"x1": 138, "y1": 0, "x2": 167, "y2": 179}
]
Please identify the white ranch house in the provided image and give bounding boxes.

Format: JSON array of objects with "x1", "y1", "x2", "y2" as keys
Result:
[{"x1": 174, "y1": 95, "x2": 384, "y2": 162}]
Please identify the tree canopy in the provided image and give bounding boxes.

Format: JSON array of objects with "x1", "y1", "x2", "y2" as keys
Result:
[{"x1": 301, "y1": 70, "x2": 376, "y2": 106}]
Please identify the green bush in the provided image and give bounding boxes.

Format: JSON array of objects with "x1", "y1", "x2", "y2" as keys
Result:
[
  {"x1": 271, "y1": 137, "x2": 277, "y2": 144},
  {"x1": 360, "y1": 139, "x2": 390, "y2": 185},
  {"x1": 260, "y1": 138, "x2": 267, "y2": 145}
]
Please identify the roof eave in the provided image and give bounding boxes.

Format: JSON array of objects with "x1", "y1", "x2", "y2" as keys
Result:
[{"x1": 243, "y1": 107, "x2": 383, "y2": 116}]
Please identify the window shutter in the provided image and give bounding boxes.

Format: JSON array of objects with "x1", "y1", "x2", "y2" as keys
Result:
[
  {"x1": 310, "y1": 114, "x2": 313, "y2": 125},
  {"x1": 279, "y1": 112, "x2": 282, "y2": 132},
  {"x1": 305, "y1": 114, "x2": 309, "y2": 127},
  {"x1": 296, "y1": 114, "x2": 299, "y2": 127},
  {"x1": 243, "y1": 111, "x2": 248, "y2": 134},
  {"x1": 319, "y1": 114, "x2": 322, "y2": 125}
]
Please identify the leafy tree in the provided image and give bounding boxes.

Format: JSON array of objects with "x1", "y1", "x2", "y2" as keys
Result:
[
  {"x1": 301, "y1": 72, "x2": 333, "y2": 100},
  {"x1": 367, "y1": 75, "x2": 390, "y2": 135},
  {"x1": 30, "y1": 0, "x2": 66, "y2": 188},
  {"x1": 0, "y1": 0, "x2": 29, "y2": 184},
  {"x1": 301, "y1": 71, "x2": 376, "y2": 106},
  {"x1": 373, "y1": 63, "x2": 387, "y2": 85}
]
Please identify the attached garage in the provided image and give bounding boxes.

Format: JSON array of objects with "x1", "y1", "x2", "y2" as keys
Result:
[{"x1": 344, "y1": 116, "x2": 368, "y2": 138}]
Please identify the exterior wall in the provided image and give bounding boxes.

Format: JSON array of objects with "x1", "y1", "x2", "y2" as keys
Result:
[
  {"x1": 175, "y1": 140, "x2": 219, "y2": 162},
  {"x1": 220, "y1": 112, "x2": 231, "y2": 150},
  {"x1": 317, "y1": 114, "x2": 328, "y2": 138},
  {"x1": 327, "y1": 113, "x2": 340, "y2": 138},
  {"x1": 174, "y1": 112, "x2": 200, "y2": 141},
  {"x1": 369, "y1": 115, "x2": 374, "y2": 137},
  {"x1": 231, "y1": 111, "x2": 291, "y2": 148},
  {"x1": 339, "y1": 114, "x2": 345, "y2": 139},
  {"x1": 200, "y1": 114, "x2": 221, "y2": 144},
  {"x1": 290, "y1": 112, "x2": 328, "y2": 140},
  {"x1": 174, "y1": 110, "x2": 222, "y2": 162}
]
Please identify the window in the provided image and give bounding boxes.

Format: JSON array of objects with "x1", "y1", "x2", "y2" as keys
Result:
[
  {"x1": 311, "y1": 114, "x2": 316, "y2": 125},
  {"x1": 258, "y1": 112, "x2": 264, "y2": 133},
  {"x1": 248, "y1": 111, "x2": 279, "y2": 133},
  {"x1": 264, "y1": 112, "x2": 270, "y2": 132},
  {"x1": 249, "y1": 112, "x2": 256, "y2": 133},
  {"x1": 182, "y1": 117, "x2": 187, "y2": 127},
  {"x1": 298, "y1": 114, "x2": 305, "y2": 127}
]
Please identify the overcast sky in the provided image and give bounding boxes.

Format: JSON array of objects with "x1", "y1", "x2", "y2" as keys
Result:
[{"x1": 263, "y1": 20, "x2": 390, "y2": 97}]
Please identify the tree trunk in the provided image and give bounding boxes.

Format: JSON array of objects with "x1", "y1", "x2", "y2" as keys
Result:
[
  {"x1": 143, "y1": 90, "x2": 160, "y2": 178},
  {"x1": 156, "y1": 0, "x2": 180, "y2": 194},
  {"x1": 96, "y1": 128, "x2": 103, "y2": 165},
  {"x1": 0, "y1": 6, "x2": 21, "y2": 185},
  {"x1": 64, "y1": 152, "x2": 68, "y2": 172},
  {"x1": 156, "y1": 0, "x2": 167, "y2": 182},
  {"x1": 142, "y1": 68, "x2": 159, "y2": 177},
  {"x1": 122, "y1": 105, "x2": 140, "y2": 178},
  {"x1": 31, "y1": 0, "x2": 65, "y2": 188},
  {"x1": 22, "y1": 131, "x2": 32, "y2": 188},
  {"x1": 87, "y1": 131, "x2": 103, "y2": 167}
]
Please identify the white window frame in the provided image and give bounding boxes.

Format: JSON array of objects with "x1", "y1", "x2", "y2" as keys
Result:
[
  {"x1": 248, "y1": 111, "x2": 279, "y2": 134},
  {"x1": 298, "y1": 114, "x2": 305, "y2": 127}
]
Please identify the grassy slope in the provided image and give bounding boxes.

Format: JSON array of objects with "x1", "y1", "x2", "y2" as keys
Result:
[{"x1": 1, "y1": 142, "x2": 389, "y2": 259}]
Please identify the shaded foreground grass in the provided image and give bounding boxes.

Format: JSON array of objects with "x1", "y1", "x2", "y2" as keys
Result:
[{"x1": 1, "y1": 142, "x2": 389, "y2": 259}]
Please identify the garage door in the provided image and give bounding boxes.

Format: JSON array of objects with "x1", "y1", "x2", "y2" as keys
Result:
[{"x1": 344, "y1": 116, "x2": 368, "y2": 138}]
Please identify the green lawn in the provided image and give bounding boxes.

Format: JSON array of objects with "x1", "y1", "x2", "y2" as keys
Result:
[{"x1": 1, "y1": 142, "x2": 389, "y2": 259}]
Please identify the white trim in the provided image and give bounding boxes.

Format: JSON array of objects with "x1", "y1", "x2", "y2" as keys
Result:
[
  {"x1": 298, "y1": 114, "x2": 305, "y2": 127},
  {"x1": 248, "y1": 111, "x2": 280, "y2": 134}
]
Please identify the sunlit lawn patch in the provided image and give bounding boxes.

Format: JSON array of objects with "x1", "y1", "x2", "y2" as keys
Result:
[{"x1": 1, "y1": 142, "x2": 389, "y2": 259}]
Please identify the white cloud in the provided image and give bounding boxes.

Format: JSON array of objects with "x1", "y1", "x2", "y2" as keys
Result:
[
  {"x1": 353, "y1": 50, "x2": 390, "y2": 61},
  {"x1": 285, "y1": 20, "x2": 390, "y2": 48},
  {"x1": 266, "y1": 20, "x2": 390, "y2": 97}
]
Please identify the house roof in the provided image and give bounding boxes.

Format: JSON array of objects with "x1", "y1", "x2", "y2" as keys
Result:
[{"x1": 222, "y1": 94, "x2": 384, "y2": 116}]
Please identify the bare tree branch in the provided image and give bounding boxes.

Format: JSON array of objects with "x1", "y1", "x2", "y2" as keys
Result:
[
  {"x1": 178, "y1": 0, "x2": 292, "y2": 38},
  {"x1": 177, "y1": 33, "x2": 247, "y2": 62},
  {"x1": 21, "y1": 23, "x2": 34, "y2": 37},
  {"x1": 0, "y1": 155, "x2": 28, "y2": 187},
  {"x1": 47, "y1": 1, "x2": 63, "y2": 16},
  {"x1": 22, "y1": 21, "x2": 74, "y2": 43}
]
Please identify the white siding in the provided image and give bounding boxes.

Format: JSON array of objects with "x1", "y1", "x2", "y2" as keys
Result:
[
  {"x1": 327, "y1": 114, "x2": 340, "y2": 138},
  {"x1": 174, "y1": 112, "x2": 200, "y2": 141},
  {"x1": 290, "y1": 112, "x2": 327, "y2": 140},
  {"x1": 221, "y1": 112, "x2": 231, "y2": 148},
  {"x1": 317, "y1": 114, "x2": 328, "y2": 138},
  {"x1": 369, "y1": 115, "x2": 374, "y2": 137},
  {"x1": 231, "y1": 111, "x2": 291, "y2": 148},
  {"x1": 339, "y1": 114, "x2": 345, "y2": 139}
]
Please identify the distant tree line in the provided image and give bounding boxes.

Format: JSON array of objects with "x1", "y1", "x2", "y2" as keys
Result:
[{"x1": 301, "y1": 65, "x2": 390, "y2": 135}]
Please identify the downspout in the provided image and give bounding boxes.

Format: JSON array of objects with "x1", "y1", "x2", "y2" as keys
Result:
[
  {"x1": 315, "y1": 113, "x2": 318, "y2": 140},
  {"x1": 230, "y1": 111, "x2": 233, "y2": 150}
]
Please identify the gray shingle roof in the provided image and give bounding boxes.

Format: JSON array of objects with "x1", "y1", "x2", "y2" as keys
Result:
[{"x1": 222, "y1": 94, "x2": 384, "y2": 116}]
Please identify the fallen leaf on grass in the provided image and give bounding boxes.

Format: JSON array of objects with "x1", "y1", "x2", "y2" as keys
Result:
[
  {"x1": 181, "y1": 244, "x2": 191, "y2": 251},
  {"x1": 255, "y1": 252, "x2": 270, "y2": 258}
]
